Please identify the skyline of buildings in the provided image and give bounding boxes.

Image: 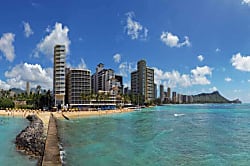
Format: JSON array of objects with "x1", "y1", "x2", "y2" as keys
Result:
[
  {"x1": 49, "y1": 44, "x2": 212, "y2": 107},
  {"x1": 159, "y1": 84, "x2": 194, "y2": 104},
  {"x1": 52, "y1": 45, "x2": 158, "y2": 107}
]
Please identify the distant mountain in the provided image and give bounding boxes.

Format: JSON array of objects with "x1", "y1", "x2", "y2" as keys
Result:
[
  {"x1": 10, "y1": 87, "x2": 48, "y2": 95},
  {"x1": 10, "y1": 88, "x2": 25, "y2": 94},
  {"x1": 192, "y1": 91, "x2": 241, "y2": 104}
]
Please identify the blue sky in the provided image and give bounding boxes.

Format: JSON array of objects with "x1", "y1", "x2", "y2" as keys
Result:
[{"x1": 0, "y1": 0, "x2": 250, "y2": 102}]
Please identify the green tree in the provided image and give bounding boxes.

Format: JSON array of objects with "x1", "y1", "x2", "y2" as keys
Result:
[{"x1": 0, "y1": 98, "x2": 15, "y2": 109}]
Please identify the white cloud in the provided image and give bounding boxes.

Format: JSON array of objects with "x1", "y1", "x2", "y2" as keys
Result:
[
  {"x1": 225, "y1": 77, "x2": 232, "y2": 82},
  {"x1": 248, "y1": 80, "x2": 250, "y2": 83},
  {"x1": 231, "y1": 53, "x2": 250, "y2": 72},
  {"x1": 197, "y1": 55, "x2": 204, "y2": 62},
  {"x1": 4, "y1": 63, "x2": 53, "y2": 90},
  {"x1": 125, "y1": 12, "x2": 148, "y2": 40},
  {"x1": 209, "y1": 86, "x2": 218, "y2": 92},
  {"x1": 77, "y1": 58, "x2": 87, "y2": 69},
  {"x1": 0, "y1": 33, "x2": 15, "y2": 62},
  {"x1": 23, "y1": 22, "x2": 34, "y2": 38},
  {"x1": 160, "y1": 32, "x2": 191, "y2": 48},
  {"x1": 154, "y1": 68, "x2": 189, "y2": 88},
  {"x1": 242, "y1": 0, "x2": 250, "y2": 5},
  {"x1": 191, "y1": 66, "x2": 212, "y2": 76},
  {"x1": 118, "y1": 62, "x2": 136, "y2": 77},
  {"x1": 0, "y1": 80, "x2": 11, "y2": 90},
  {"x1": 191, "y1": 66, "x2": 212, "y2": 85},
  {"x1": 45, "y1": 25, "x2": 51, "y2": 33},
  {"x1": 66, "y1": 58, "x2": 88, "y2": 70},
  {"x1": 215, "y1": 48, "x2": 221, "y2": 52},
  {"x1": 153, "y1": 65, "x2": 212, "y2": 88},
  {"x1": 34, "y1": 22, "x2": 71, "y2": 59},
  {"x1": 113, "y1": 53, "x2": 121, "y2": 63}
]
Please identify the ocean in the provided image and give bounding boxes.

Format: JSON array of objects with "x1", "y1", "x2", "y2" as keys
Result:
[
  {"x1": 58, "y1": 104, "x2": 250, "y2": 166},
  {"x1": 0, "y1": 116, "x2": 37, "y2": 166}
]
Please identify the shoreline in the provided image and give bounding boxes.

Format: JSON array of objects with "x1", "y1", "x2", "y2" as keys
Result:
[
  {"x1": 0, "y1": 108, "x2": 135, "y2": 119},
  {"x1": 53, "y1": 108, "x2": 135, "y2": 119}
]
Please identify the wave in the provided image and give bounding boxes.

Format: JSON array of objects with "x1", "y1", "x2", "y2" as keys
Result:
[
  {"x1": 174, "y1": 113, "x2": 185, "y2": 117},
  {"x1": 59, "y1": 143, "x2": 66, "y2": 165}
]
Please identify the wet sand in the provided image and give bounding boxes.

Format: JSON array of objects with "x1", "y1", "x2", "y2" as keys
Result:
[{"x1": 53, "y1": 108, "x2": 134, "y2": 119}]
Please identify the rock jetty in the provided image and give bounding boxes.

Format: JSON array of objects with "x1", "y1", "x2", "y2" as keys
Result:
[{"x1": 15, "y1": 115, "x2": 45, "y2": 165}]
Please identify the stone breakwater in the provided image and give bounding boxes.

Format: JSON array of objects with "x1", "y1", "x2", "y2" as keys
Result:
[{"x1": 15, "y1": 115, "x2": 46, "y2": 165}]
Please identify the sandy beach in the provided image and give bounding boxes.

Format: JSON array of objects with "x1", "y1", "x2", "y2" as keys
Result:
[
  {"x1": 0, "y1": 108, "x2": 134, "y2": 120},
  {"x1": 53, "y1": 108, "x2": 134, "y2": 119}
]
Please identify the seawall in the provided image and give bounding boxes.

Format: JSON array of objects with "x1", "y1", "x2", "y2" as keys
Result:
[
  {"x1": 15, "y1": 115, "x2": 45, "y2": 164},
  {"x1": 42, "y1": 114, "x2": 62, "y2": 166}
]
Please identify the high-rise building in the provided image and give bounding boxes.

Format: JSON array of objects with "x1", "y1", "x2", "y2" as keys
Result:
[
  {"x1": 172, "y1": 91, "x2": 177, "y2": 103},
  {"x1": 66, "y1": 68, "x2": 91, "y2": 106},
  {"x1": 131, "y1": 60, "x2": 155, "y2": 103},
  {"x1": 154, "y1": 83, "x2": 157, "y2": 99},
  {"x1": 115, "y1": 75, "x2": 123, "y2": 94},
  {"x1": 131, "y1": 71, "x2": 138, "y2": 95},
  {"x1": 26, "y1": 82, "x2": 30, "y2": 96},
  {"x1": 160, "y1": 84, "x2": 164, "y2": 103},
  {"x1": 53, "y1": 45, "x2": 66, "y2": 106},
  {"x1": 91, "y1": 63, "x2": 123, "y2": 94},
  {"x1": 167, "y1": 87, "x2": 171, "y2": 99},
  {"x1": 177, "y1": 93, "x2": 182, "y2": 104}
]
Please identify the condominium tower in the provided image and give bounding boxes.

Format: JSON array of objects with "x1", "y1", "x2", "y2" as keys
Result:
[
  {"x1": 167, "y1": 87, "x2": 171, "y2": 100},
  {"x1": 66, "y1": 68, "x2": 91, "y2": 106},
  {"x1": 53, "y1": 45, "x2": 66, "y2": 106},
  {"x1": 160, "y1": 84, "x2": 164, "y2": 103},
  {"x1": 131, "y1": 60, "x2": 155, "y2": 103}
]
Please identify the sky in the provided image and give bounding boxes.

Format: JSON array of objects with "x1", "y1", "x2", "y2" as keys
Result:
[{"x1": 0, "y1": 0, "x2": 250, "y2": 102}]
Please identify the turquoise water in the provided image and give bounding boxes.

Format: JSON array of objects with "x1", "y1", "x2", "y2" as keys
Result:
[
  {"x1": 58, "y1": 104, "x2": 250, "y2": 166},
  {"x1": 0, "y1": 116, "x2": 37, "y2": 166}
]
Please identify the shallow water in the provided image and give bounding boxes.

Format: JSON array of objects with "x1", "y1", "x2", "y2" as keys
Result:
[
  {"x1": 58, "y1": 104, "x2": 250, "y2": 166},
  {"x1": 0, "y1": 116, "x2": 37, "y2": 166}
]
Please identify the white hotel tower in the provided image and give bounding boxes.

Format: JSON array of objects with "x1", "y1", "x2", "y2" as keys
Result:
[{"x1": 53, "y1": 45, "x2": 66, "y2": 106}]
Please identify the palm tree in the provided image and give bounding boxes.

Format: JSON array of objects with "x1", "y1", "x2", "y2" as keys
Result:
[{"x1": 36, "y1": 85, "x2": 41, "y2": 95}]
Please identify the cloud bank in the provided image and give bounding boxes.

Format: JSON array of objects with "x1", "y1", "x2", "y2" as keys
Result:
[
  {"x1": 154, "y1": 66, "x2": 213, "y2": 88},
  {"x1": 4, "y1": 63, "x2": 53, "y2": 90}
]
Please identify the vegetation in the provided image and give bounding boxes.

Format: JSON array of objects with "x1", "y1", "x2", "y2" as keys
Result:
[
  {"x1": 0, "y1": 86, "x2": 53, "y2": 110},
  {"x1": 0, "y1": 97, "x2": 15, "y2": 109}
]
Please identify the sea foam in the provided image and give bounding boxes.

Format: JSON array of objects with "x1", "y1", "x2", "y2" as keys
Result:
[{"x1": 174, "y1": 113, "x2": 185, "y2": 117}]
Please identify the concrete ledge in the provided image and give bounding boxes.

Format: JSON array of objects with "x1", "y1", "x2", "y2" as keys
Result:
[{"x1": 42, "y1": 114, "x2": 62, "y2": 166}]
